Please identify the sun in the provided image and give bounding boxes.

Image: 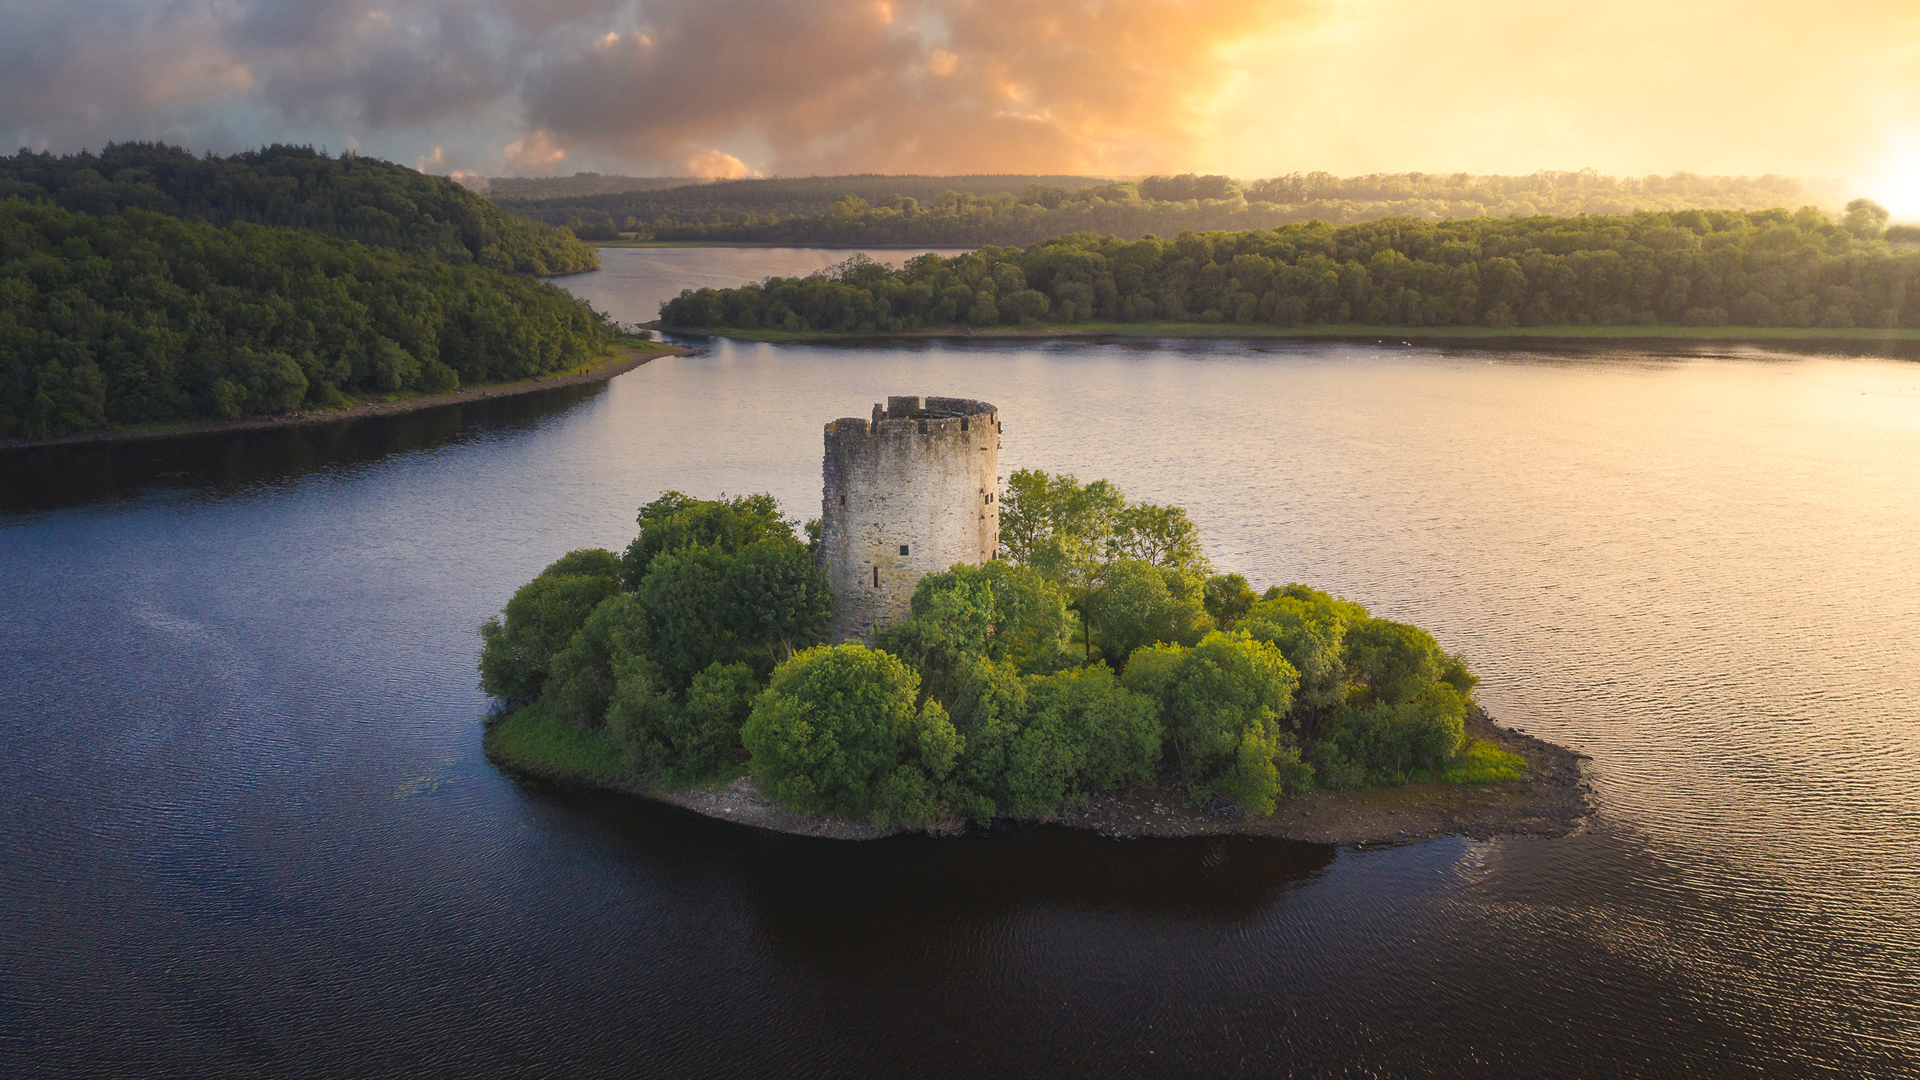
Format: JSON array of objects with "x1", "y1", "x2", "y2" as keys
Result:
[{"x1": 1865, "y1": 134, "x2": 1920, "y2": 223}]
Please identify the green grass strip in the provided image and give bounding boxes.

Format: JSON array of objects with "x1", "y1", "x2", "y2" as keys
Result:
[{"x1": 1439, "y1": 739, "x2": 1530, "y2": 784}]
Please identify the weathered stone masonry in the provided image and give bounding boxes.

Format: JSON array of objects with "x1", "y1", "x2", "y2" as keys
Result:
[{"x1": 820, "y1": 395, "x2": 1000, "y2": 643}]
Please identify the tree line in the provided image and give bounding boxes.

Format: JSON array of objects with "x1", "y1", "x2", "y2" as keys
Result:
[
  {"x1": 531, "y1": 170, "x2": 1843, "y2": 246},
  {"x1": 498, "y1": 173, "x2": 1107, "y2": 235},
  {"x1": 482, "y1": 481, "x2": 1513, "y2": 831},
  {"x1": 659, "y1": 202, "x2": 1917, "y2": 333},
  {"x1": 0, "y1": 201, "x2": 615, "y2": 440},
  {"x1": 0, "y1": 143, "x2": 598, "y2": 276}
]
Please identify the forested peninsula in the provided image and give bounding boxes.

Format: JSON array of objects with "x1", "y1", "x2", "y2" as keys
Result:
[
  {"x1": 525, "y1": 170, "x2": 1842, "y2": 246},
  {"x1": 659, "y1": 203, "x2": 1920, "y2": 336},
  {"x1": 1, "y1": 145, "x2": 618, "y2": 441},
  {"x1": 482, "y1": 479, "x2": 1584, "y2": 842}
]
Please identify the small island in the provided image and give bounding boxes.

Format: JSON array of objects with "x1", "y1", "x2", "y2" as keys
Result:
[{"x1": 482, "y1": 396, "x2": 1591, "y2": 843}]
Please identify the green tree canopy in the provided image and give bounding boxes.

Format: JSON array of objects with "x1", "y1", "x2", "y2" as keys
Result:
[
  {"x1": 740, "y1": 644, "x2": 925, "y2": 820},
  {"x1": 477, "y1": 550, "x2": 622, "y2": 705},
  {"x1": 0, "y1": 142, "x2": 597, "y2": 274},
  {"x1": 0, "y1": 202, "x2": 615, "y2": 439},
  {"x1": 660, "y1": 205, "x2": 1920, "y2": 334},
  {"x1": 873, "y1": 560, "x2": 1075, "y2": 704},
  {"x1": 620, "y1": 491, "x2": 793, "y2": 589},
  {"x1": 1084, "y1": 559, "x2": 1213, "y2": 664}
]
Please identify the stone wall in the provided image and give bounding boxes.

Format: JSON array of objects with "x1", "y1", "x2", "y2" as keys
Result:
[{"x1": 820, "y1": 395, "x2": 1000, "y2": 643}]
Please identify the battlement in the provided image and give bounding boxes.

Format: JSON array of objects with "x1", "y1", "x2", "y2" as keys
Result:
[
  {"x1": 820, "y1": 394, "x2": 1002, "y2": 643},
  {"x1": 826, "y1": 396, "x2": 999, "y2": 439}
]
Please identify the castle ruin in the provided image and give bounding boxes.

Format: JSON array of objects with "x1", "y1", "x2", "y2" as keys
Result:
[{"x1": 820, "y1": 396, "x2": 1001, "y2": 643}]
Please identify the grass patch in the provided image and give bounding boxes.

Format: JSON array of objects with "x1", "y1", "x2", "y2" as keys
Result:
[
  {"x1": 483, "y1": 703, "x2": 635, "y2": 791},
  {"x1": 1440, "y1": 739, "x2": 1529, "y2": 784}
]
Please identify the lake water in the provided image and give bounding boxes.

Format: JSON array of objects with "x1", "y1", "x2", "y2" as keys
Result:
[
  {"x1": 3, "y1": 251, "x2": 1918, "y2": 1077},
  {"x1": 558, "y1": 246, "x2": 971, "y2": 330}
]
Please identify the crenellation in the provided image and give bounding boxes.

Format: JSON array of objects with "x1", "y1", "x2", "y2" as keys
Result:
[{"x1": 820, "y1": 394, "x2": 1000, "y2": 643}]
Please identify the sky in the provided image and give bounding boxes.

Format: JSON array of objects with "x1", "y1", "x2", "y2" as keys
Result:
[{"x1": 5, "y1": 0, "x2": 1920, "y2": 209}]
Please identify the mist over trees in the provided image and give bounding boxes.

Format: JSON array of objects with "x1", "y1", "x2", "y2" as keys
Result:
[
  {"x1": 526, "y1": 170, "x2": 1838, "y2": 246},
  {"x1": 662, "y1": 203, "x2": 1918, "y2": 333},
  {"x1": 0, "y1": 143, "x2": 599, "y2": 276}
]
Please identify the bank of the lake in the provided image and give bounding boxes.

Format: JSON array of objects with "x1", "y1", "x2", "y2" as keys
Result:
[
  {"x1": 483, "y1": 704, "x2": 1589, "y2": 846},
  {"x1": 662, "y1": 320, "x2": 1920, "y2": 348},
  {"x1": 0, "y1": 339, "x2": 693, "y2": 451}
]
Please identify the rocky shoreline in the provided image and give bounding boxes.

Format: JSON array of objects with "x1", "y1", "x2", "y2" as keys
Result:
[
  {"x1": 0, "y1": 340, "x2": 694, "y2": 452},
  {"x1": 492, "y1": 707, "x2": 1592, "y2": 846},
  {"x1": 1055, "y1": 707, "x2": 1592, "y2": 844}
]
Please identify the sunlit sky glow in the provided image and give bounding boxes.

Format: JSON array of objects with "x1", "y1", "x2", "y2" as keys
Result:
[{"x1": 4, "y1": 0, "x2": 1919, "y2": 207}]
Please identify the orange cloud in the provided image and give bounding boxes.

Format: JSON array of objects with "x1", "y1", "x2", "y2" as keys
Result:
[
  {"x1": 504, "y1": 128, "x2": 567, "y2": 172},
  {"x1": 523, "y1": 0, "x2": 1311, "y2": 177},
  {"x1": 685, "y1": 150, "x2": 756, "y2": 179},
  {"x1": 10, "y1": 0, "x2": 1920, "y2": 188}
]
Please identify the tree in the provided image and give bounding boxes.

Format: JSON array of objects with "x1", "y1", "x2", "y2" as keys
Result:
[
  {"x1": 620, "y1": 491, "x2": 792, "y2": 590},
  {"x1": 1114, "y1": 502, "x2": 1210, "y2": 572},
  {"x1": 1241, "y1": 585, "x2": 1362, "y2": 714},
  {"x1": 478, "y1": 552, "x2": 621, "y2": 704},
  {"x1": 1203, "y1": 573, "x2": 1258, "y2": 629},
  {"x1": 632, "y1": 544, "x2": 734, "y2": 689},
  {"x1": 721, "y1": 538, "x2": 832, "y2": 665},
  {"x1": 1084, "y1": 559, "x2": 1212, "y2": 664},
  {"x1": 1122, "y1": 631, "x2": 1303, "y2": 813},
  {"x1": 740, "y1": 644, "x2": 923, "y2": 820},
  {"x1": 874, "y1": 560, "x2": 1075, "y2": 704},
  {"x1": 1844, "y1": 198, "x2": 1890, "y2": 240},
  {"x1": 543, "y1": 594, "x2": 639, "y2": 727}
]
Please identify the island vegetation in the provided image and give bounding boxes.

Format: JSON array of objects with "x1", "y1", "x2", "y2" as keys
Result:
[
  {"x1": 0, "y1": 200, "x2": 617, "y2": 440},
  {"x1": 519, "y1": 170, "x2": 1840, "y2": 246},
  {"x1": 657, "y1": 202, "x2": 1919, "y2": 336},
  {"x1": 0, "y1": 143, "x2": 599, "y2": 275},
  {"x1": 482, "y1": 477, "x2": 1524, "y2": 834}
]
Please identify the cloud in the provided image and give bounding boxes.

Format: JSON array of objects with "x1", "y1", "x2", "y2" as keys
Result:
[
  {"x1": 522, "y1": 0, "x2": 1307, "y2": 176},
  {"x1": 3, "y1": 0, "x2": 1919, "y2": 186},
  {"x1": 504, "y1": 128, "x2": 568, "y2": 171},
  {"x1": 685, "y1": 150, "x2": 756, "y2": 179}
]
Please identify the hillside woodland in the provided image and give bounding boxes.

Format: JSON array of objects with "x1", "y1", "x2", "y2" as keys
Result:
[
  {"x1": 0, "y1": 143, "x2": 598, "y2": 275},
  {"x1": 0, "y1": 202, "x2": 614, "y2": 439}
]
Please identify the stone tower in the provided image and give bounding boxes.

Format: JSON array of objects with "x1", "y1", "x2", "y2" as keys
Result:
[{"x1": 820, "y1": 395, "x2": 1001, "y2": 643}]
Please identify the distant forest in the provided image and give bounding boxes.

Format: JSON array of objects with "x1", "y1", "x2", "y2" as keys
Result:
[
  {"x1": 483, "y1": 173, "x2": 700, "y2": 202},
  {"x1": 507, "y1": 173, "x2": 1110, "y2": 238},
  {"x1": 0, "y1": 143, "x2": 599, "y2": 276},
  {"x1": 521, "y1": 171, "x2": 1847, "y2": 246},
  {"x1": 660, "y1": 203, "x2": 1912, "y2": 333}
]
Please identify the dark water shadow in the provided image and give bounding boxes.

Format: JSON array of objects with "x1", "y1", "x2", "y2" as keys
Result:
[
  {"x1": 521, "y1": 781, "x2": 1335, "y2": 948},
  {"x1": 0, "y1": 382, "x2": 609, "y2": 517}
]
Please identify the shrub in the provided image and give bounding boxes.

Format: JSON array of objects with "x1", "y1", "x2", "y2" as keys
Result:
[{"x1": 741, "y1": 644, "x2": 922, "y2": 820}]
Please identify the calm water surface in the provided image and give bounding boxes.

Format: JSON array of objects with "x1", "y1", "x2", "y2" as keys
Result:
[
  {"x1": 3, "y1": 263, "x2": 1918, "y2": 1077},
  {"x1": 559, "y1": 245, "x2": 970, "y2": 328}
]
